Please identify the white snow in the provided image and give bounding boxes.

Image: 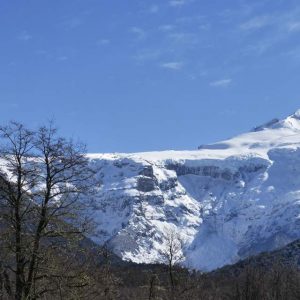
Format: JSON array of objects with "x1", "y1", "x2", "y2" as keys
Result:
[{"x1": 87, "y1": 110, "x2": 300, "y2": 271}]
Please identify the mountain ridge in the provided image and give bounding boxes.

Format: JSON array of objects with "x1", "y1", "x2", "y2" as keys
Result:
[{"x1": 87, "y1": 110, "x2": 300, "y2": 271}]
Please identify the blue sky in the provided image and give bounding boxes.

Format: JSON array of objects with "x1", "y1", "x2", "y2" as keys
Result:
[{"x1": 1, "y1": 0, "x2": 300, "y2": 152}]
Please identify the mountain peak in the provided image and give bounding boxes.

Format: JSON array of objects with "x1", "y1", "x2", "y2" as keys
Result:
[
  {"x1": 252, "y1": 109, "x2": 300, "y2": 132},
  {"x1": 292, "y1": 109, "x2": 300, "y2": 119}
]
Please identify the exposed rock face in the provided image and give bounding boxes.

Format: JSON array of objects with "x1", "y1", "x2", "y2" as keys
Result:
[
  {"x1": 139, "y1": 165, "x2": 154, "y2": 177},
  {"x1": 137, "y1": 176, "x2": 157, "y2": 192},
  {"x1": 166, "y1": 163, "x2": 266, "y2": 181}
]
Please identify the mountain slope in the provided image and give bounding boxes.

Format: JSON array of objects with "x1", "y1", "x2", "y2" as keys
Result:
[
  {"x1": 213, "y1": 238, "x2": 300, "y2": 277},
  {"x1": 88, "y1": 110, "x2": 300, "y2": 271}
]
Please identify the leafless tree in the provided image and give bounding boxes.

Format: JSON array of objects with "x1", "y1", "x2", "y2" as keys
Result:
[
  {"x1": 0, "y1": 121, "x2": 97, "y2": 299},
  {"x1": 160, "y1": 228, "x2": 184, "y2": 299}
]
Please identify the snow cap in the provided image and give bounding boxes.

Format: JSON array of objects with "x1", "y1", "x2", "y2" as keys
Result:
[{"x1": 293, "y1": 109, "x2": 300, "y2": 119}]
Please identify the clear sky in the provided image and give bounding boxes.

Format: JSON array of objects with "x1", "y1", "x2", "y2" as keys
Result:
[{"x1": 1, "y1": 0, "x2": 300, "y2": 153}]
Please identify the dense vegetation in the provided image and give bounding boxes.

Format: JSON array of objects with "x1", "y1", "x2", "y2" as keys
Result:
[{"x1": 2, "y1": 247, "x2": 300, "y2": 299}]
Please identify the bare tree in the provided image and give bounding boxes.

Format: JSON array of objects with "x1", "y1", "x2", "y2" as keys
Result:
[
  {"x1": 160, "y1": 228, "x2": 184, "y2": 298},
  {"x1": 0, "y1": 122, "x2": 97, "y2": 299}
]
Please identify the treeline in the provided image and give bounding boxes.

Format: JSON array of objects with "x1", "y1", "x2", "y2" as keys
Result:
[
  {"x1": 2, "y1": 247, "x2": 299, "y2": 300},
  {"x1": 114, "y1": 262, "x2": 300, "y2": 300}
]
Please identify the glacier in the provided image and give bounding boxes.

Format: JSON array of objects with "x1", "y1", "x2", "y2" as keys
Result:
[{"x1": 88, "y1": 110, "x2": 300, "y2": 271}]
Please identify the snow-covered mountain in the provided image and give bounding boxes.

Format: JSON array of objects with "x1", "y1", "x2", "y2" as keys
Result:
[{"x1": 88, "y1": 110, "x2": 300, "y2": 271}]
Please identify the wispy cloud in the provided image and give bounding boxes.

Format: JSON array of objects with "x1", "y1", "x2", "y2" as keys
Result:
[
  {"x1": 17, "y1": 31, "x2": 32, "y2": 41},
  {"x1": 159, "y1": 24, "x2": 176, "y2": 32},
  {"x1": 130, "y1": 27, "x2": 146, "y2": 40},
  {"x1": 243, "y1": 39, "x2": 274, "y2": 56},
  {"x1": 61, "y1": 17, "x2": 83, "y2": 30},
  {"x1": 57, "y1": 56, "x2": 68, "y2": 61},
  {"x1": 240, "y1": 8, "x2": 300, "y2": 34},
  {"x1": 167, "y1": 32, "x2": 198, "y2": 45},
  {"x1": 97, "y1": 39, "x2": 110, "y2": 46},
  {"x1": 175, "y1": 15, "x2": 206, "y2": 25},
  {"x1": 169, "y1": 0, "x2": 190, "y2": 7},
  {"x1": 238, "y1": 7, "x2": 300, "y2": 58},
  {"x1": 160, "y1": 62, "x2": 184, "y2": 70},
  {"x1": 149, "y1": 5, "x2": 159, "y2": 13},
  {"x1": 210, "y1": 79, "x2": 232, "y2": 88},
  {"x1": 288, "y1": 21, "x2": 300, "y2": 32},
  {"x1": 134, "y1": 49, "x2": 163, "y2": 62},
  {"x1": 240, "y1": 15, "x2": 271, "y2": 31}
]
